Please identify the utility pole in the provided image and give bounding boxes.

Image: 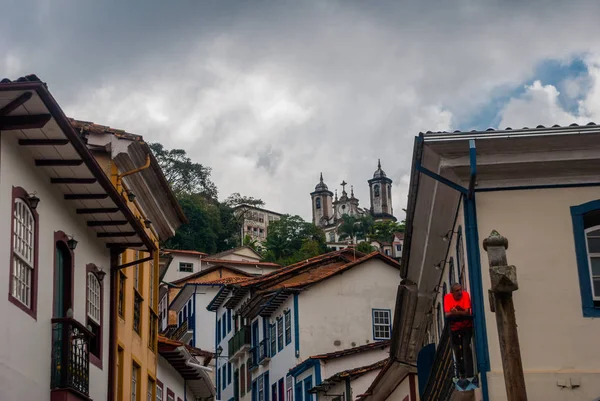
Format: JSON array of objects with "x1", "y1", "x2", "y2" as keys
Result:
[{"x1": 482, "y1": 230, "x2": 528, "y2": 401}]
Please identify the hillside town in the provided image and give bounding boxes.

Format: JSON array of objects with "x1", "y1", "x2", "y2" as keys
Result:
[{"x1": 2, "y1": 73, "x2": 600, "y2": 401}]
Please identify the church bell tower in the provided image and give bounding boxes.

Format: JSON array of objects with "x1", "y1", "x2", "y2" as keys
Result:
[
  {"x1": 368, "y1": 160, "x2": 396, "y2": 221},
  {"x1": 311, "y1": 173, "x2": 334, "y2": 227}
]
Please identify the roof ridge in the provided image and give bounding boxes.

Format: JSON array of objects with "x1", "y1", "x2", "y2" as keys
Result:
[{"x1": 310, "y1": 340, "x2": 390, "y2": 360}]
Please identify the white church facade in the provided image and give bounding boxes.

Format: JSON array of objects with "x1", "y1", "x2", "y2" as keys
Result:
[{"x1": 310, "y1": 161, "x2": 397, "y2": 249}]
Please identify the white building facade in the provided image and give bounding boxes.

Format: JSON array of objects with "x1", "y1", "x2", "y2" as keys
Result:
[
  {"x1": 0, "y1": 76, "x2": 157, "y2": 401},
  {"x1": 208, "y1": 250, "x2": 400, "y2": 401}
]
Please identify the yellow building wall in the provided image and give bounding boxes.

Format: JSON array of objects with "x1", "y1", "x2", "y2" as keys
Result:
[{"x1": 102, "y1": 161, "x2": 161, "y2": 401}]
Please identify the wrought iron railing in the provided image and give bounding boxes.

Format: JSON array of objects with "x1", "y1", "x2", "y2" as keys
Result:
[
  {"x1": 249, "y1": 346, "x2": 257, "y2": 369},
  {"x1": 51, "y1": 317, "x2": 93, "y2": 397},
  {"x1": 172, "y1": 319, "x2": 189, "y2": 341},
  {"x1": 421, "y1": 324, "x2": 454, "y2": 401},
  {"x1": 229, "y1": 325, "x2": 251, "y2": 357}
]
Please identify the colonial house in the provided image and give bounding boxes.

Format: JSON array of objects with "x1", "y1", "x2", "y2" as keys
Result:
[
  {"x1": 161, "y1": 246, "x2": 277, "y2": 284},
  {"x1": 377, "y1": 124, "x2": 600, "y2": 401},
  {"x1": 0, "y1": 75, "x2": 166, "y2": 401},
  {"x1": 157, "y1": 336, "x2": 215, "y2": 401},
  {"x1": 235, "y1": 205, "x2": 283, "y2": 244},
  {"x1": 71, "y1": 118, "x2": 186, "y2": 401},
  {"x1": 296, "y1": 341, "x2": 391, "y2": 401},
  {"x1": 207, "y1": 249, "x2": 400, "y2": 401}
]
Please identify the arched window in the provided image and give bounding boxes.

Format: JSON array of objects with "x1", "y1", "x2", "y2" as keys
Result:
[
  {"x1": 448, "y1": 257, "x2": 455, "y2": 286},
  {"x1": 87, "y1": 264, "x2": 104, "y2": 367},
  {"x1": 315, "y1": 197, "x2": 321, "y2": 209},
  {"x1": 374, "y1": 185, "x2": 380, "y2": 197},
  {"x1": 12, "y1": 199, "x2": 36, "y2": 308}
]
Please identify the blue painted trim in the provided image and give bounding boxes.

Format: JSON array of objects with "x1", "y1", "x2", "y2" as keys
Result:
[
  {"x1": 304, "y1": 375, "x2": 313, "y2": 401},
  {"x1": 207, "y1": 285, "x2": 228, "y2": 311},
  {"x1": 371, "y1": 308, "x2": 392, "y2": 341},
  {"x1": 257, "y1": 289, "x2": 288, "y2": 317},
  {"x1": 294, "y1": 294, "x2": 300, "y2": 357},
  {"x1": 570, "y1": 199, "x2": 600, "y2": 317},
  {"x1": 416, "y1": 161, "x2": 468, "y2": 195},
  {"x1": 277, "y1": 316, "x2": 284, "y2": 351},
  {"x1": 463, "y1": 195, "x2": 490, "y2": 401},
  {"x1": 289, "y1": 358, "x2": 320, "y2": 378},
  {"x1": 468, "y1": 139, "x2": 477, "y2": 197},
  {"x1": 284, "y1": 309, "x2": 292, "y2": 346},
  {"x1": 476, "y1": 182, "x2": 600, "y2": 192},
  {"x1": 215, "y1": 307, "x2": 219, "y2": 397}
]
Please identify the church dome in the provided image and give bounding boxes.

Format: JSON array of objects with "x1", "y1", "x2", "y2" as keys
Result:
[
  {"x1": 315, "y1": 173, "x2": 329, "y2": 191},
  {"x1": 373, "y1": 159, "x2": 386, "y2": 179}
]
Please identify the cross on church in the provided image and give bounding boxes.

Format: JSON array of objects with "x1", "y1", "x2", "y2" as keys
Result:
[{"x1": 340, "y1": 181, "x2": 347, "y2": 193}]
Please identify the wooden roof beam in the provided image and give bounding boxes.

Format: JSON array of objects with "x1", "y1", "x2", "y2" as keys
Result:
[
  {"x1": 51, "y1": 178, "x2": 97, "y2": 184},
  {"x1": 97, "y1": 232, "x2": 137, "y2": 238},
  {"x1": 87, "y1": 220, "x2": 129, "y2": 227},
  {"x1": 35, "y1": 159, "x2": 83, "y2": 166},
  {"x1": 0, "y1": 92, "x2": 33, "y2": 116},
  {"x1": 64, "y1": 194, "x2": 108, "y2": 200},
  {"x1": 20, "y1": 139, "x2": 70, "y2": 146},
  {"x1": 0, "y1": 114, "x2": 52, "y2": 130},
  {"x1": 77, "y1": 208, "x2": 120, "y2": 214}
]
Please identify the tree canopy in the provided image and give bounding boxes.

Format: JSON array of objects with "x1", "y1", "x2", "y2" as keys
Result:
[
  {"x1": 263, "y1": 215, "x2": 327, "y2": 265},
  {"x1": 337, "y1": 214, "x2": 374, "y2": 243},
  {"x1": 370, "y1": 220, "x2": 405, "y2": 243}
]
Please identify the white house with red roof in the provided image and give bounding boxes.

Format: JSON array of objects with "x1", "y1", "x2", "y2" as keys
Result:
[{"x1": 207, "y1": 249, "x2": 400, "y2": 401}]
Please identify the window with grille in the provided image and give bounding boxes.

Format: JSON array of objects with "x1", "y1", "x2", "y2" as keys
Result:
[
  {"x1": 149, "y1": 311, "x2": 157, "y2": 351},
  {"x1": 156, "y1": 382, "x2": 163, "y2": 401},
  {"x1": 12, "y1": 198, "x2": 35, "y2": 308},
  {"x1": 87, "y1": 271, "x2": 102, "y2": 360},
  {"x1": 147, "y1": 377, "x2": 155, "y2": 401},
  {"x1": 284, "y1": 310, "x2": 292, "y2": 345},
  {"x1": 585, "y1": 227, "x2": 600, "y2": 301},
  {"x1": 372, "y1": 309, "x2": 391, "y2": 340},
  {"x1": 118, "y1": 272, "x2": 126, "y2": 317},
  {"x1": 286, "y1": 376, "x2": 293, "y2": 401},
  {"x1": 258, "y1": 375, "x2": 264, "y2": 401},
  {"x1": 159, "y1": 293, "x2": 168, "y2": 331},
  {"x1": 270, "y1": 324, "x2": 276, "y2": 356},
  {"x1": 179, "y1": 262, "x2": 193, "y2": 272},
  {"x1": 132, "y1": 364, "x2": 140, "y2": 401},
  {"x1": 134, "y1": 292, "x2": 142, "y2": 334}
]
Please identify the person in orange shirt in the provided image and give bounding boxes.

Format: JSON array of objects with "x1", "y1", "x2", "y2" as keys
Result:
[{"x1": 444, "y1": 283, "x2": 474, "y2": 379}]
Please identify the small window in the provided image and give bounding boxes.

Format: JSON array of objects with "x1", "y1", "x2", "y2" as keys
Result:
[
  {"x1": 159, "y1": 293, "x2": 168, "y2": 331},
  {"x1": 258, "y1": 375, "x2": 264, "y2": 401},
  {"x1": 277, "y1": 316, "x2": 284, "y2": 351},
  {"x1": 118, "y1": 271, "x2": 126, "y2": 317},
  {"x1": 86, "y1": 268, "x2": 102, "y2": 364},
  {"x1": 147, "y1": 377, "x2": 155, "y2": 401},
  {"x1": 286, "y1": 376, "x2": 293, "y2": 401},
  {"x1": 157, "y1": 381, "x2": 164, "y2": 401},
  {"x1": 179, "y1": 262, "x2": 193, "y2": 272},
  {"x1": 374, "y1": 184, "x2": 380, "y2": 197},
  {"x1": 396, "y1": 244, "x2": 402, "y2": 252},
  {"x1": 372, "y1": 309, "x2": 391, "y2": 340},
  {"x1": 132, "y1": 363, "x2": 140, "y2": 401},
  {"x1": 134, "y1": 251, "x2": 141, "y2": 291},
  {"x1": 315, "y1": 197, "x2": 321, "y2": 209},
  {"x1": 284, "y1": 310, "x2": 292, "y2": 345},
  {"x1": 133, "y1": 292, "x2": 142, "y2": 334},
  {"x1": 328, "y1": 232, "x2": 335, "y2": 242},
  {"x1": 270, "y1": 324, "x2": 277, "y2": 356}
]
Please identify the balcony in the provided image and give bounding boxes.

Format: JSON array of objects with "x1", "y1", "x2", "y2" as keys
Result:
[
  {"x1": 249, "y1": 346, "x2": 257, "y2": 370},
  {"x1": 172, "y1": 319, "x2": 193, "y2": 344},
  {"x1": 258, "y1": 339, "x2": 270, "y2": 365},
  {"x1": 51, "y1": 317, "x2": 93, "y2": 400},
  {"x1": 420, "y1": 325, "x2": 454, "y2": 401},
  {"x1": 228, "y1": 325, "x2": 251, "y2": 361}
]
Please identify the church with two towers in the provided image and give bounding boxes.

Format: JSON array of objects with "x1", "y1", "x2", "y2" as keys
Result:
[{"x1": 310, "y1": 160, "x2": 397, "y2": 248}]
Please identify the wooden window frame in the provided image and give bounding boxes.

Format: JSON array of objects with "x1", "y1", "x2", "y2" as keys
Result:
[
  {"x1": 86, "y1": 263, "x2": 104, "y2": 369},
  {"x1": 8, "y1": 186, "x2": 39, "y2": 319}
]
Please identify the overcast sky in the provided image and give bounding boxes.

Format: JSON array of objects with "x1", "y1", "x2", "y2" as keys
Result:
[{"x1": 4, "y1": 0, "x2": 600, "y2": 221}]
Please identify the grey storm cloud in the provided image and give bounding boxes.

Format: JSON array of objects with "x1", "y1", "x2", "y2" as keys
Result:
[{"x1": 3, "y1": 0, "x2": 600, "y2": 219}]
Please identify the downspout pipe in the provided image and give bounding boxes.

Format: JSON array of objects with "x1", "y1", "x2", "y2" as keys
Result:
[
  {"x1": 345, "y1": 377, "x2": 352, "y2": 401},
  {"x1": 117, "y1": 154, "x2": 151, "y2": 183},
  {"x1": 107, "y1": 249, "x2": 121, "y2": 401}
]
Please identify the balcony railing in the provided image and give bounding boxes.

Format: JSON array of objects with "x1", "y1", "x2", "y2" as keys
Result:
[
  {"x1": 229, "y1": 325, "x2": 251, "y2": 359},
  {"x1": 51, "y1": 317, "x2": 93, "y2": 397},
  {"x1": 172, "y1": 319, "x2": 189, "y2": 341},
  {"x1": 421, "y1": 316, "x2": 476, "y2": 401},
  {"x1": 249, "y1": 346, "x2": 257, "y2": 369}
]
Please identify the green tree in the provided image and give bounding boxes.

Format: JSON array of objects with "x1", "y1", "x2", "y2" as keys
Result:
[
  {"x1": 243, "y1": 234, "x2": 264, "y2": 255},
  {"x1": 337, "y1": 214, "x2": 374, "y2": 243},
  {"x1": 356, "y1": 242, "x2": 376, "y2": 253},
  {"x1": 149, "y1": 142, "x2": 218, "y2": 198},
  {"x1": 370, "y1": 220, "x2": 405, "y2": 243},
  {"x1": 264, "y1": 215, "x2": 327, "y2": 265}
]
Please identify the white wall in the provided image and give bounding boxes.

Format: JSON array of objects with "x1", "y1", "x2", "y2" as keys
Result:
[
  {"x1": 298, "y1": 259, "x2": 399, "y2": 358},
  {"x1": 321, "y1": 347, "x2": 389, "y2": 380},
  {"x1": 157, "y1": 355, "x2": 186, "y2": 401},
  {"x1": 0, "y1": 134, "x2": 111, "y2": 400},
  {"x1": 194, "y1": 288, "x2": 220, "y2": 352},
  {"x1": 163, "y1": 253, "x2": 203, "y2": 283},
  {"x1": 386, "y1": 374, "x2": 417, "y2": 401}
]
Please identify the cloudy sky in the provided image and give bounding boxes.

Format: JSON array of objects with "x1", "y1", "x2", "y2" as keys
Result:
[{"x1": 4, "y1": 0, "x2": 600, "y2": 221}]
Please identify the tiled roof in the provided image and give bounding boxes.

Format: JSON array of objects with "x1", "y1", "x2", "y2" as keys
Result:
[
  {"x1": 310, "y1": 340, "x2": 391, "y2": 361},
  {"x1": 202, "y1": 258, "x2": 280, "y2": 267},
  {"x1": 421, "y1": 122, "x2": 600, "y2": 136},
  {"x1": 0, "y1": 74, "x2": 46, "y2": 85},
  {"x1": 164, "y1": 249, "x2": 208, "y2": 256},
  {"x1": 393, "y1": 232, "x2": 404, "y2": 240},
  {"x1": 170, "y1": 264, "x2": 255, "y2": 286},
  {"x1": 324, "y1": 359, "x2": 387, "y2": 382},
  {"x1": 197, "y1": 276, "x2": 251, "y2": 285},
  {"x1": 69, "y1": 118, "x2": 143, "y2": 142},
  {"x1": 158, "y1": 335, "x2": 214, "y2": 359},
  {"x1": 355, "y1": 358, "x2": 395, "y2": 400}
]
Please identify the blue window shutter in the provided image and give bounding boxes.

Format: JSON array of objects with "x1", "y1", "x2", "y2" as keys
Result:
[
  {"x1": 228, "y1": 362, "x2": 232, "y2": 384},
  {"x1": 228, "y1": 309, "x2": 232, "y2": 333},
  {"x1": 294, "y1": 382, "x2": 303, "y2": 401},
  {"x1": 264, "y1": 372, "x2": 270, "y2": 401},
  {"x1": 303, "y1": 376, "x2": 313, "y2": 401},
  {"x1": 252, "y1": 381, "x2": 258, "y2": 401},
  {"x1": 272, "y1": 383, "x2": 277, "y2": 401},
  {"x1": 217, "y1": 319, "x2": 221, "y2": 343}
]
